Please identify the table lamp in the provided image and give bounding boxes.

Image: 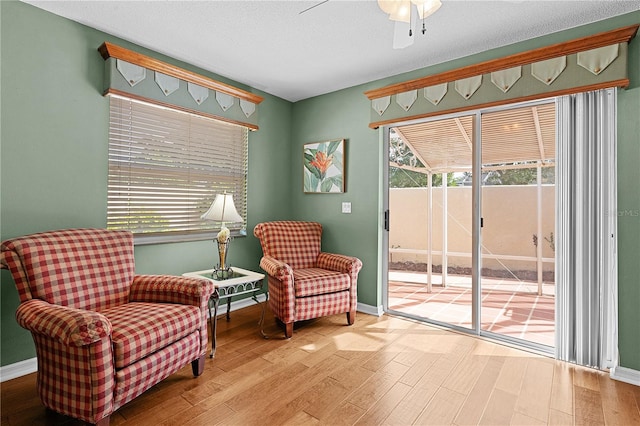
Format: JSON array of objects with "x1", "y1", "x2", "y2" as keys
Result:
[{"x1": 201, "y1": 193, "x2": 243, "y2": 279}]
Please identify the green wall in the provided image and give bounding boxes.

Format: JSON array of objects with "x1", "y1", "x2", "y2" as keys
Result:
[
  {"x1": 289, "y1": 12, "x2": 640, "y2": 372},
  {"x1": 0, "y1": 1, "x2": 292, "y2": 365},
  {"x1": 1, "y1": 0, "x2": 638, "y2": 374}
]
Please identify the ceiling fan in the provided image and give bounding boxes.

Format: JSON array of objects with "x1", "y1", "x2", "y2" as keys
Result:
[{"x1": 300, "y1": 0, "x2": 442, "y2": 49}]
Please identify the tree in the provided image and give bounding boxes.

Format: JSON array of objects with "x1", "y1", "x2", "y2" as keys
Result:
[{"x1": 484, "y1": 166, "x2": 555, "y2": 185}]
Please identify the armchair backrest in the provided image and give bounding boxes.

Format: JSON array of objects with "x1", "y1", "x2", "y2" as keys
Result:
[
  {"x1": 1, "y1": 228, "x2": 135, "y2": 311},
  {"x1": 254, "y1": 221, "x2": 322, "y2": 269}
]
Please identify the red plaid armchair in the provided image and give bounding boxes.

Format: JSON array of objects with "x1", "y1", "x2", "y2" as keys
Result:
[
  {"x1": 0, "y1": 228, "x2": 215, "y2": 425},
  {"x1": 254, "y1": 221, "x2": 362, "y2": 338}
]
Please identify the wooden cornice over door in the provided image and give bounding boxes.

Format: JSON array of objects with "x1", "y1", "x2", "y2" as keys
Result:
[{"x1": 365, "y1": 25, "x2": 638, "y2": 129}]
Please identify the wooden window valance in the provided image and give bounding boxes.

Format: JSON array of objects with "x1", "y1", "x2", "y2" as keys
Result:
[
  {"x1": 99, "y1": 42, "x2": 264, "y2": 130},
  {"x1": 365, "y1": 25, "x2": 638, "y2": 129}
]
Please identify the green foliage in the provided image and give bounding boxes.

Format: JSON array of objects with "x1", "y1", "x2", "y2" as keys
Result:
[{"x1": 484, "y1": 166, "x2": 555, "y2": 185}]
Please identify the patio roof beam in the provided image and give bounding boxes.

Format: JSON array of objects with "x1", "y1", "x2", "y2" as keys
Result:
[
  {"x1": 394, "y1": 127, "x2": 433, "y2": 171},
  {"x1": 482, "y1": 162, "x2": 554, "y2": 172},
  {"x1": 389, "y1": 162, "x2": 431, "y2": 175},
  {"x1": 532, "y1": 106, "x2": 546, "y2": 162},
  {"x1": 391, "y1": 161, "x2": 555, "y2": 174},
  {"x1": 455, "y1": 118, "x2": 473, "y2": 152}
]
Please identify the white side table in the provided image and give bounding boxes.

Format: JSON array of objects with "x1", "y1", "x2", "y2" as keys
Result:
[{"x1": 183, "y1": 267, "x2": 267, "y2": 358}]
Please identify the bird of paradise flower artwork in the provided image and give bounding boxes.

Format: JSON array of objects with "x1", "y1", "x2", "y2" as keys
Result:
[{"x1": 303, "y1": 139, "x2": 345, "y2": 193}]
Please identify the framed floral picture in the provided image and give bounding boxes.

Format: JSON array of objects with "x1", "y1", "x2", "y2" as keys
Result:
[{"x1": 303, "y1": 139, "x2": 345, "y2": 193}]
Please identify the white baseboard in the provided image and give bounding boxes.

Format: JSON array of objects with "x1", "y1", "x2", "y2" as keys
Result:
[
  {"x1": 357, "y1": 303, "x2": 384, "y2": 317},
  {"x1": 0, "y1": 357, "x2": 37, "y2": 382},
  {"x1": 610, "y1": 365, "x2": 640, "y2": 386}
]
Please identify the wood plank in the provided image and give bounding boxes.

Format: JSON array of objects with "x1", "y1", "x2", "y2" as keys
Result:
[
  {"x1": 354, "y1": 382, "x2": 411, "y2": 425},
  {"x1": 510, "y1": 412, "x2": 547, "y2": 425},
  {"x1": 440, "y1": 349, "x2": 490, "y2": 395},
  {"x1": 413, "y1": 351, "x2": 466, "y2": 389},
  {"x1": 398, "y1": 352, "x2": 439, "y2": 386},
  {"x1": 413, "y1": 387, "x2": 466, "y2": 425},
  {"x1": 382, "y1": 382, "x2": 439, "y2": 425},
  {"x1": 548, "y1": 408, "x2": 574, "y2": 426},
  {"x1": 318, "y1": 402, "x2": 366, "y2": 426},
  {"x1": 598, "y1": 373, "x2": 640, "y2": 426},
  {"x1": 495, "y1": 354, "x2": 528, "y2": 395},
  {"x1": 346, "y1": 360, "x2": 410, "y2": 410},
  {"x1": 549, "y1": 361, "x2": 574, "y2": 415},
  {"x1": 514, "y1": 357, "x2": 554, "y2": 422},
  {"x1": 573, "y1": 365, "x2": 603, "y2": 391},
  {"x1": 454, "y1": 356, "x2": 505, "y2": 425},
  {"x1": 479, "y1": 388, "x2": 518, "y2": 425},
  {"x1": 165, "y1": 403, "x2": 233, "y2": 426},
  {"x1": 574, "y1": 385, "x2": 606, "y2": 425},
  {"x1": 281, "y1": 410, "x2": 319, "y2": 425}
]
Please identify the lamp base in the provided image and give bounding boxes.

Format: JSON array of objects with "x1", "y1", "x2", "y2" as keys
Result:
[{"x1": 212, "y1": 238, "x2": 232, "y2": 280}]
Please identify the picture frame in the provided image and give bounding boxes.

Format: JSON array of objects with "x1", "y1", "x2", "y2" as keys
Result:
[{"x1": 303, "y1": 139, "x2": 345, "y2": 193}]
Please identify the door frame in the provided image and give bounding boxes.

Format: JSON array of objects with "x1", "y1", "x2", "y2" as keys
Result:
[{"x1": 382, "y1": 98, "x2": 556, "y2": 355}]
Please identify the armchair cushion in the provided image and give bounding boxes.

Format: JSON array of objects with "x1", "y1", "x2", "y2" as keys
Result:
[
  {"x1": 293, "y1": 268, "x2": 351, "y2": 298},
  {"x1": 255, "y1": 221, "x2": 321, "y2": 269},
  {"x1": 1, "y1": 228, "x2": 134, "y2": 310},
  {"x1": 101, "y1": 302, "x2": 200, "y2": 368}
]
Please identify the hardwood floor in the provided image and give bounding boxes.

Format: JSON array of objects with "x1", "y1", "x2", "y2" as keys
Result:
[{"x1": 2, "y1": 304, "x2": 639, "y2": 425}]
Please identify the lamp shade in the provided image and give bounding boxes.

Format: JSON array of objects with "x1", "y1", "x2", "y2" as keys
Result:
[{"x1": 200, "y1": 193, "x2": 243, "y2": 223}]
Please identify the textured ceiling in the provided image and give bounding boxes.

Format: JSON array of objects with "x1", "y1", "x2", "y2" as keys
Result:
[{"x1": 23, "y1": 0, "x2": 640, "y2": 102}]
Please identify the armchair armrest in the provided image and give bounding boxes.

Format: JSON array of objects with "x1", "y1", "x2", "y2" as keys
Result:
[
  {"x1": 259, "y1": 256, "x2": 293, "y2": 280},
  {"x1": 129, "y1": 275, "x2": 215, "y2": 307},
  {"x1": 15, "y1": 299, "x2": 111, "y2": 347},
  {"x1": 317, "y1": 252, "x2": 363, "y2": 275}
]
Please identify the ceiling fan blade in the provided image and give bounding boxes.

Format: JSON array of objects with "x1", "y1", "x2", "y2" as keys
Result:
[{"x1": 392, "y1": 17, "x2": 415, "y2": 49}]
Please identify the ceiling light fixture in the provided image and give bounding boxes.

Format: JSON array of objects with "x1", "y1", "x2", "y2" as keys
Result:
[{"x1": 378, "y1": 0, "x2": 442, "y2": 48}]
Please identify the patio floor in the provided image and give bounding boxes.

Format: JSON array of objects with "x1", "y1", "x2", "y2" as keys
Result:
[{"x1": 388, "y1": 271, "x2": 555, "y2": 347}]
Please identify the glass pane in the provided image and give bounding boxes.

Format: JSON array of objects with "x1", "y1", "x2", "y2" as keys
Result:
[
  {"x1": 480, "y1": 103, "x2": 556, "y2": 347},
  {"x1": 388, "y1": 115, "x2": 474, "y2": 330}
]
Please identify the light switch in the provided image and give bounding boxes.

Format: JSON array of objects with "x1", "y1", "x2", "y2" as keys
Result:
[{"x1": 342, "y1": 202, "x2": 352, "y2": 214}]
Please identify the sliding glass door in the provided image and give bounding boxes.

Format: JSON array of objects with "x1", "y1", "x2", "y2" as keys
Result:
[{"x1": 386, "y1": 100, "x2": 557, "y2": 351}]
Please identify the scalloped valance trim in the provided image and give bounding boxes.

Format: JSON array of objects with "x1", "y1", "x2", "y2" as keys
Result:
[
  {"x1": 366, "y1": 25, "x2": 638, "y2": 129},
  {"x1": 99, "y1": 42, "x2": 263, "y2": 130}
]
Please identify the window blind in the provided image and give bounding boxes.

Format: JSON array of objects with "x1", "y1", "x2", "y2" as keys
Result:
[{"x1": 108, "y1": 95, "x2": 248, "y2": 243}]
